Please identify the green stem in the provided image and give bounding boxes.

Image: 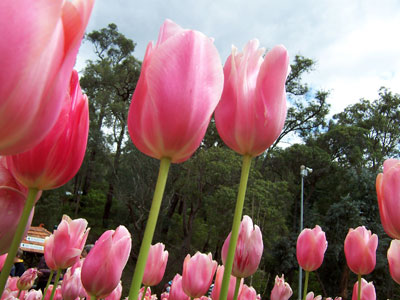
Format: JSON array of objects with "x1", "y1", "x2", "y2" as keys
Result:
[
  {"x1": 128, "y1": 158, "x2": 171, "y2": 300},
  {"x1": 43, "y1": 270, "x2": 54, "y2": 296},
  {"x1": 49, "y1": 269, "x2": 62, "y2": 300},
  {"x1": 219, "y1": 155, "x2": 252, "y2": 300},
  {"x1": 357, "y1": 274, "x2": 362, "y2": 300},
  {"x1": 302, "y1": 271, "x2": 309, "y2": 300},
  {"x1": 0, "y1": 188, "x2": 38, "y2": 296},
  {"x1": 232, "y1": 277, "x2": 241, "y2": 300},
  {"x1": 141, "y1": 286, "x2": 148, "y2": 300},
  {"x1": 17, "y1": 290, "x2": 21, "y2": 298}
]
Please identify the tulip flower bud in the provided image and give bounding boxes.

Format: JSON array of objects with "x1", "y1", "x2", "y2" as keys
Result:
[
  {"x1": 143, "y1": 243, "x2": 168, "y2": 286},
  {"x1": 306, "y1": 292, "x2": 322, "y2": 300},
  {"x1": 61, "y1": 267, "x2": 86, "y2": 300},
  {"x1": 270, "y1": 274, "x2": 293, "y2": 300},
  {"x1": 169, "y1": 274, "x2": 189, "y2": 300},
  {"x1": 211, "y1": 265, "x2": 243, "y2": 300},
  {"x1": 351, "y1": 279, "x2": 376, "y2": 300},
  {"x1": 128, "y1": 19, "x2": 224, "y2": 163},
  {"x1": 376, "y1": 159, "x2": 400, "y2": 239},
  {"x1": 181, "y1": 252, "x2": 217, "y2": 298},
  {"x1": 296, "y1": 225, "x2": 327, "y2": 272},
  {"x1": 17, "y1": 268, "x2": 38, "y2": 290},
  {"x1": 221, "y1": 215, "x2": 263, "y2": 278},
  {"x1": 344, "y1": 226, "x2": 378, "y2": 275},
  {"x1": 237, "y1": 284, "x2": 257, "y2": 300},
  {"x1": 387, "y1": 239, "x2": 400, "y2": 284},
  {"x1": 81, "y1": 226, "x2": 132, "y2": 299}
]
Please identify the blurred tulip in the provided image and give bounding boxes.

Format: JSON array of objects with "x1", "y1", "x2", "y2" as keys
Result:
[
  {"x1": 24, "y1": 289, "x2": 43, "y2": 300},
  {"x1": 1, "y1": 288, "x2": 18, "y2": 300},
  {"x1": 296, "y1": 225, "x2": 327, "y2": 272},
  {"x1": 270, "y1": 274, "x2": 293, "y2": 300},
  {"x1": 5, "y1": 277, "x2": 18, "y2": 292},
  {"x1": 161, "y1": 291, "x2": 170, "y2": 300},
  {"x1": 221, "y1": 215, "x2": 263, "y2": 278},
  {"x1": 169, "y1": 274, "x2": 189, "y2": 300},
  {"x1": 105, "y1": 281, "x2": 123, "y2": 300},
  {"x1": 237, "y1": 285, "x2": 257, "y2": 300},
  {"x1": 211, "y1": 265, "x2": 243, "y2": 300},
  {"x1": 214, "y1": 41, "x2": 289, "y2": 157},
  {"x1": 344, "y1": 226, "x2": 378, "y2": 275},
  {"x1": 182, "y1": 252, "x2": 217, "y2": 298},
  {"x1": 387, "y1": 239, "x2": 400, "y2": 284},
  {"x1": 0, "y1": 0, "x2": 94, "y2": 155},
  {"x1": 61, "y1": 266, "x2": 86, "y2": 300},
  {"x1": 351, "y1": 279, "x2": 376, "y2": 300},
  {"x1": 376, "y1": 159, "x2": 400, "y2": 239},
  {"x1": 44, "y1": 285, "x2": 62, "y2": 300},
  {"x1": 137, "y1": 287, "x2": 158, "y2": 300},
  {"x1": 81, "y1": 226, "x2": 131, "y2": 299},
  {"x1": 0, "y1": 158, "x2": 36, "y2": 255},
  {"x1": 45, "y1": 215, "x2": 89, "y2": 270},
  {"x1": 0, "y1": 254, "x2": 6, "y2": 271},
  {"x1": 128, "y1": 19, "x2": 224, "y2": 163},
  {"x1": 17, "y1": 268, "x2": 37, "y2": 290},
  {"x1": 143, "y1": 243, "x2": 168, "y2": 286},
  {"x1": 7, "y1": 70, "x2": 89, "y2": 191},
  {"x1": 306, "y1": 292, "x2": 322, "y2": 300}
]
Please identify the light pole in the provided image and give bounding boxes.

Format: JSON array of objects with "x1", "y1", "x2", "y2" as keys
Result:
[{"x1": 298, "y1": 165, "x2": 312, "y2": 300}]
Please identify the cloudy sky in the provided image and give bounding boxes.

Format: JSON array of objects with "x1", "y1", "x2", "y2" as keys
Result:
[{"x1": 76, "y1": 0, "x2": 400, "y2": 116}]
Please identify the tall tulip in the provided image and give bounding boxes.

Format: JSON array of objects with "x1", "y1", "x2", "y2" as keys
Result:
[
  {"x1": 376, "y1": 159, "x2": 400, "y2": 239},
  {"x1": 211, "y1": 265, "x2": 243, "y2": 300},
  {"x1": 351, "y1": 279, "x2": 376, "y2": 300},
  {"x1": 81, "y1": 226, "x2": 132, "y2": 299},
  {"x1": 142, "y1": 243, "x2": 168, "y2": 287},
  {"x1": 387, "y1": 239, "x2": 400, "y2": 284},
  {"x1": 181, "y1": 252, "x2": 217, "y2": 298},
  {"x1": 221, "y1": 215, "x2": 263, "y2": 278},
  {"x1": 270, "y1": 275, "x2": 293, "y2": 300},
  {"x1": 7, "y1": 70, "x2": 89, "y2": 191},
  {"x1": 169, "y1": 274, "x2": 189, "y2": 300},
  {"x1": 214, "y1": 40, "x2": 289, "y2": 300},
  {"x1": 127, "y1": 19, "x2": 224, "y2": 300},
  {"x1": 0, "y1": 0, "x2": 94, "y2": 155}
]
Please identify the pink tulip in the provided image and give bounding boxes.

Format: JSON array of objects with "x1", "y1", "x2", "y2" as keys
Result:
[
  {"x1": 61, "y1": 266, "x2": 86, "y2": 300},
  {"x1": 387, "y1": 239, "x2": 400, "y2": 284},
  {"x1": 376, "y1": 159, "x2": 400, "y2": 239},
  {"x1": 306, "y1": 292, "x2": 322, "y2": 300},
  {"x1": 16, "y1": 268, "x2": 38, "y2": 290},
  {"x1": 143, "y1": 243, "x2": 168, "y2": 286},
  {"x1": 0, "y1": 158, "x2": 36, "y2": 254},
  {"x1": 128, "y1": 19, "x2": 224, "y2": 163},
  {"x1": 169, "y1": 274, "x2": 189, "y2": 300},
  {"x1": 351, "y1": 279, "x2": 376, "y2": 300},
  {"x1": 0, "y1": 0, "x2": 94, "y2": 155},
  {"x1": 138, "y1": 287, "x2": 158, "y2": 300},
  {"x1": 161, "y1": 291, "x2": 170, "y2": 300},
  {"x1": 5, "y1": 277, "x2": 18, "y2": 292},
  {"x1": 24, "y1": 289, "x2": 43, "y2": 300},
  {"x1": 45, "y1": 215, "x2": 89, "y2": 270},
  {"x1": 211, "y1": 265, "x2": 243, "y2": 300},
  {"x1": 105, "y1": 281, "x2": 123, "y2": 300},
  {"x1": 44, "y1": 285, "x2": 62, "y2": 300},
  {"x1": 214, "y1": 41, "x2": 289, "y2": 157},
  {"x1": 237, "y1": 285, "x2": 257, "y2": 300},
  {"x1": 1, "y1": 288, "x2": 18, "y2": 300},
  {"x1": 81, "y1": 225, "x2": 132, "y2": 299},
  {"x1": 221, "y1": 215, "x2": 263, "y2": 278},
  {"x1": 344, "y1": 226, "x2": 378, "y2": 275},
  {"x1": 296, "y1": 225, "x2": 327, "y2": 272},
  {"x1": 270, "y1": 274, "x2": 293, "y2": 300},
  {"x1": 7, "y1": 70, "x2": 89, "y2": 191},
  {"x1": 181, "y1": 252, "x2": 217, "y2": 298},
  {"x1": 0, "y1": 254, "x2": 6, "y2": 271}
]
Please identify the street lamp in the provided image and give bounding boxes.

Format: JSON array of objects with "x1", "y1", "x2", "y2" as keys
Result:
[{"x1": 298, "y1": 165, "x2": 312, "y2": 300}]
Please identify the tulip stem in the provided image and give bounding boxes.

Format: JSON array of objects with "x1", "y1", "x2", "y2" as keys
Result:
[
  {"x1": 128, "y1": 158, "x2": 171, "y2": 300},
  {"x1": 17, "y1": 290, "x2": 22, "y2": 298},
  {"x1": 357, "y1": 274, "x2": 362, "y2": 300},
  {"x1": 141, "y1": 286, "x2": 148, "y2": 300},
  {"x1": 302, "y1": 271, "x2": 309, "y2": 300},
  {"x1": 219, "y1": 154, "x2": 252, "y2": 300},
  {"x1": 43, "y1": 270, "x2": 54, "y2": 298},
  {"x1": 49, "y1": 269, "x2": 61, "y2": 300},
  {"x1": 0, "y1": 188, "x2": 38, "y2": 296},
  {"x1": 233, "y1": 277, "x2": 241, "y2": 300}
]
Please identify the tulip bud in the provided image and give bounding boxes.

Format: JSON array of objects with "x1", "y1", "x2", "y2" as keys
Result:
[
  {"x1": 221, "y1": 216, "x2": 263, "y2": 278},
  {"x1": 296, "y1": 225, "x2": 327, "y2": 272},
  {"x1": 181, "y1": 252, "x2": 217, "y2": 298},
  {"x1": 237, "y1": 284, "x2": 257, "y2": 300},
  {"x1": 17, "y1": 268, "x2": 38, "y2": 290},
  {"x1": 270, "y1": 274, "x2": 293, "y2": 300},
  {"x1": 81, "y1": 226, "x2": 132, "y2": 299},
  {"x1": 169, "y1": 274, "x2": 189, "y2": 300},
  {"x1": 387, "y1": 239, "x2": 400, "y2": 284},
  {"x1": 61, "y1": 266, "x2": 86, "y2": 300},
  {"x1": 351, "y1": 279, "x2": 376, "y2": 300},
  {"x1": 143, "y1": 243, "x2": 168, "y2": 286},
  {"x1": 211, "y1": 265, "x2": 243, "y2": 300},
  {"x1": 344, "y1": 226, "x2": 378, "y2": 275}
]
